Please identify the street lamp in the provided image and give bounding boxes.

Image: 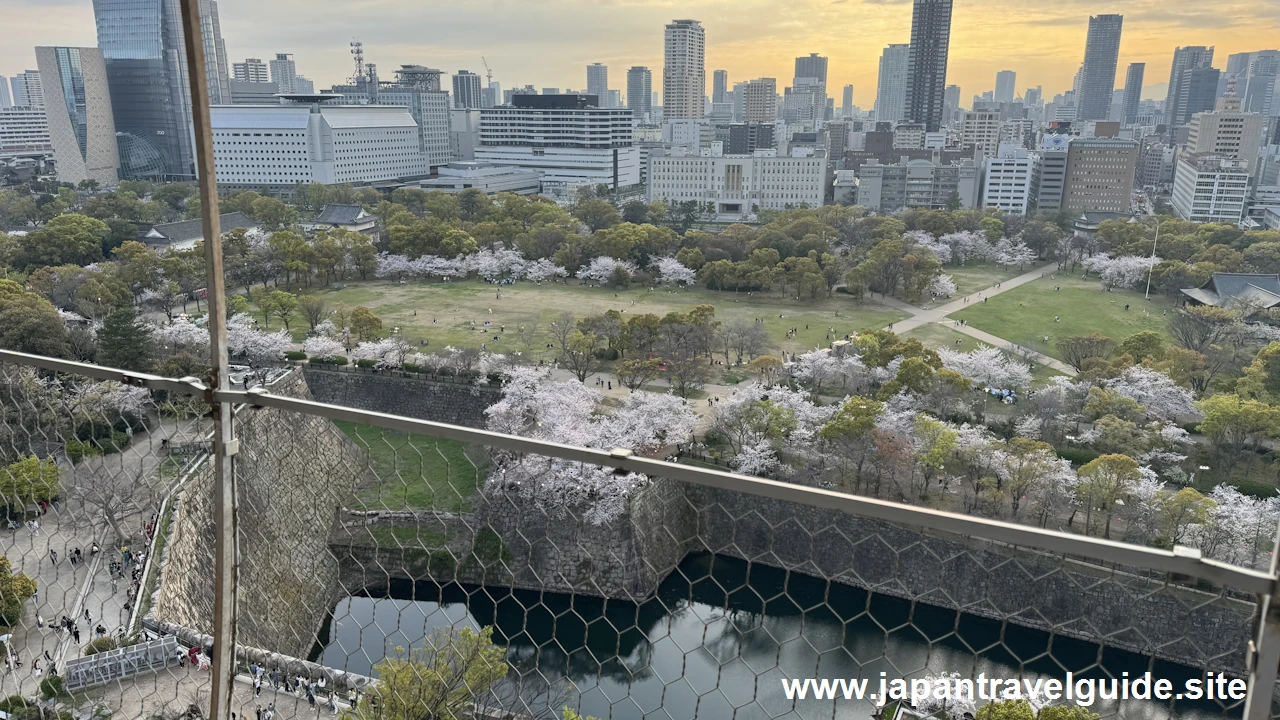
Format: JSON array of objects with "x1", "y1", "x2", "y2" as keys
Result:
[{"x1": 1143, "y1": 217, "x2": 1165, "y2": 300}]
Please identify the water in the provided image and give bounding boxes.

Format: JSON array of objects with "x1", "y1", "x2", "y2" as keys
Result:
[{"x1": 316, "y1": 553, "x2": 1227, "y2": 720}]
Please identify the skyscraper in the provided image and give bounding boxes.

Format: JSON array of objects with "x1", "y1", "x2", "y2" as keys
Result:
[
  {"x1": 713, "y1": 69, "x2": 728, "y2": 104},
  {"x1": 0, "y1": 79, "x2": 10, "y2": 109},
  {"x1": 1121, "y1": 63, "x2": 1144, "y2": 125},
  {"x1": 875, "y1": 44, "x2": 910, "y2": 124},
  {"x1": 904, "y1": 0, "x2": 953, "y2": 132},
  {"x1": 453, "y1": 70, "x2": 483, "y2": 109},
  {"x1": 1025, "y1": 86, "x2": 1042, "y2": 107},
  {"x1": 587, "y1": 63, "x2": 608, "y2": 103},
  {"x1": 1075, "y1": 14, "x2": 1123, "y2": 122},
  {"x1": 994, "y1": 71, "x2": 1016, "y2": 104},
  {"x1": 35, "y1": 46, "x2": 119, "y2": 186},
  {"x1": 742, "y1": 78, "x2": 778, "y2": 123},
  {"x1": 1227, "y1": 50, "x2": 1280, "y2": 116},
  {"x1": 269, "y1": 53, "x2": 298, "y2": 93},
  {"x1": 233, "y1": 58, "x2": 269, "y2": 83},
  {"x1": 378, "y1": 65, "x2": 452, "y2": 169},
  {"x1": 93, "y1": 0, "x2": 230, "y2": 179},
  {"x1": 663, "y1": 19, "x2": 705, "y2": 119},
  {"x1": 794, "y1": 53, "x2": 829, "y2": 104},
  {"x1": 1165, "y1": 46, "x2": 1215, "y2": 127},
  {"x1": 842, "y1": 84, "x2": 854, "y2": 117},
  {"x1": 627, "y1": 66, "x2": 652, "y2": 118},
  {"x1": 10, "y1": 71, "x2": 44, "y2": 107},
  {"x1": 943, "y1": 83, "x2": 961, "y2": 125}
]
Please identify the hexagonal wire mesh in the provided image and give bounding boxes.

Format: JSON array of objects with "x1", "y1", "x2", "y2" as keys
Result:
[{"x1": 2, "y1": 352, "x2": 1279, "y2": 720}]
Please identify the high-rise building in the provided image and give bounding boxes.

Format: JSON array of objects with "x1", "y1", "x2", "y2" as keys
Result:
[
  {"x1": 994, "y1": 71, "x2": 1016, "y2": 104},
  {"x1": 35, "y1": 46, "x2": 119, "y2": 186},
  {"x1": 587, "y1": 63, "x2": 609, "y2": 102},
  {"x1": 961, "y1": 111, "x2": 1001, "y2": 156},
  {"x1": 942, "y1": 84, "x2": 961, "y2": 125},
  {"x1": 855, "y1": 156, "x2": 979, "y2": 212},
  {"x1": 11, "y1": 71, "x2": 44, "y2": 108},
  {"x1": 1184, "y1": 91, "x2": 1266, "y2": 175},
  {"x1": 453, "y1": 70, "x2": 483, "y2": 109},
  {"x1": 1121, "y1": 63, "x2": 1145, "y2": 125},
  {"x1": 378, "y1": 65, "x2": 453, "y2": 169},
  {"x1": 1171, "y1": 153, "x2": 1249, "y2": 223},
  {"x1": 663, "y1": 19, "x2": 705, "y2": 119},
  {"x1": 794, "y1": 53, "x2": 829, "y2": 106},
  {"x1": 904, "y1": 0, "x2": 953, "y2": 132},
  {"x1": 842, "y1": 84, "x2": 854, "y2": 118},
  {"x1": 982, "y1": 145, "x2": 1039, "y2": 215},
  {"x1": 1063, "y1": 137, "x2": 1138, "y2": 212},
  {"x1": 0, "y1": 107, "x2": 51, "y2": 152},
  {"x1": 647, "y1": 146, "x2": 826, "y2": 219},
  {"x1": 627, "y1": 66, "x2": 652, "y2": 118},
  {"x1": 1025, "y1": 86, "x2": 1043, "y2": 107},
  {"x1": 742, "y1": 78, "x2": 777, "y2": 124},
  {"x1": 1034, "y1": 132, "x2": 1071, "y2": 211},
  {"x1": 713, "y1": 69, "x2": 728, "y2": 104},
  {"x1": 875, "y1": 44, "x2": 910, "y2": 124},
  {"x1": 1165, "y1": 46, "x2": 1216, "y2": 127},
  {"x1": 294, "y1": 77, "x2": 314, "y2": 94},
  {"x1": 269, "y1": 54, "x2": 298, "y2": 93},
  {"x1": 0, "y1": 79, "x2": 10, "y2": 109},
  {"x1": 1227, "y1": 50, "x2": 1280, "y2": 116},
  {"x1": 726, "y1": 122, "x2": 775, "y2": 154},
  {"x1": 233, "y1": 58, "x2": 269, "y2": 83},
  {"x1": 1076, "y1": 14, "x2": 1123, "y2": 122},
  {"x1": 93, "y1": 0, "x2": 230, "y2": 179}
]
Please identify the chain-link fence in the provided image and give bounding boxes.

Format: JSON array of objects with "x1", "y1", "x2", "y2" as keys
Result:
[{"x1": 0, "y1": 350, "x2": 1277, "y2": 720}]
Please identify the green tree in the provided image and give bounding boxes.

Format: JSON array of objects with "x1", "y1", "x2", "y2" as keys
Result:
[
  {"x1": 266, "y1": 290, "x2": 298, "y2": 331},
  {"x1": 1196, "y1": 394, "x2": 1277, "y2": 469},
  {"x1": 1154, "y1": 487, "x2": 1216, "y2": 546},
  {"x1": 976, "y1": 700, "x2": 1036, "y2": 720},
  {"x1": 0, "y1": 556, "x2": 37, "y2": 626},
  {"x1": 1119, "y1": 331, "x2": 1164, "y2": 363},
  {"x1": 350, "y1": 306, "x2": 383, "y2": 341},
  {"x1": 1076, "y1": 454, "x2": 1141, "y2": 539},
  {"x1": 1055, "y1": 333, "x2": 1115, "y2": 372},
  {"x1": 614, "y1": 358, "x2": 662, "y2": 390},
  {"x1": 0, "y1": 455, "x2": 60, "y2": 507},
  {"x1": 574, "y1": 198, "x2": 622, "y2": 232},
  {"x1": 299, "y1": 295, "x2": 328, "y2": 330},
  {"x1": 348, "y1": 626, "x2": 507, "y2": 720},
  {"x1": 0, "y1": 280, "x2": 70, "y2": 358},
  {"x1": 97, "y1": 308, "x2": 155, "y2": 372},
  {"x1": 249, "y1": 196, "x2": 298, "y2": 231},
  {"x1": 16, "y1": 213, "x2": 109, "y2": 270},
  {"x1": 1168, "y1": 305, "x2": 1239, "y2": 352},
  {"x1": 561, "y1": 330, "x2": 602, "y2": 382},
  {"x1": 457, "y1": 187, "x2": 493, "y2": 222}
]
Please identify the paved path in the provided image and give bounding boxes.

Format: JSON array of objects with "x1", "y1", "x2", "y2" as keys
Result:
[{"x1": 875, "y1": 263, "x2": 1078, "y2": 376}]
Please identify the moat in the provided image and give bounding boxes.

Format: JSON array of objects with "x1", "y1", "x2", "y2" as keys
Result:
[{"x1": 314, "y1": 553, "x2": 1228, "y2": 720}]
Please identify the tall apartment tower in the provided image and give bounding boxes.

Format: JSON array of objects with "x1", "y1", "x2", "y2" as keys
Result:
[
  {"x1": 233, "y1": 58, "x2": 269, "y2": 83},
  {"x1": 587, "y1": 63, "x2": 608, "y2": 103},
  {"x1": 842, "y1": 84, "x2": 854, "y2": 117},
  {"x1": 943, "y1": 84, "x2": 962, "y2": 125},
  {"x1": 269, "y1": 53, "x2": 298, "y2": 93},
  {"x1": 742, "y1": 78, "x2": 778, "y2": 123},
  {"x1": 0, "y1": 79, "x2": 11, "y2": 109},
  {"x1": 1121, "y1": 63, "x2": 1145, "y2": 125},
  {"x1": 994, "y1": 71, "x2": 1016, "y2": 104},
  {"x1": 663, "y1": 19, "x2": 705, "y2": 119},
  {"x1": 93, "y1": 0, "x2": 230, "y2": 179},
  {"x1": 713, "y1": 69, "x2": 728, "y2": 104},
  {"x1": 904, "y1": 0, "x2": 953, "y2": 132},
  {"x1": 1076, "y1": 14, "x2": 1123, "y2": 122},
  {"x1": 875, "y1": 44, "x2": 910, "y2": 124},
  {"x1": 794, "y1": 53, "x2": 829, "y2": 106},
  {"x1": 10, "y1": 71, "x2": 44, "y2": 107},
  {"x1": 35, "y1": 46, "x2": 120, "y2": 186},
  {"x1": 627, "y1": 66, "x2": 652, "y2": 118},
  {"x1": 453, "y1": 71, "x2": 483, "y2": 109},
  {"x1": 1165, "y1": 46, "x2": 1217, "y2": 127}
]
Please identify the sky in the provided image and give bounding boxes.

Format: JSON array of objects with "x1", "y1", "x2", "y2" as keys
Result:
[{"x1": 2, "y1": 0, "x2": 1279, "y2": 107}]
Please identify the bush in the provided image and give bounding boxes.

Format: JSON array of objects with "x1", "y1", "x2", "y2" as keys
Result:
[
  {"x1": 1056, "y1": 446, "x2": 1101, "y2": 466},
  {"x1": 284, "y1": 350, "x2": 307, "y2": 361},
  {"x1": 65, "y1": 439, "x2": 102, "y2": 463},
  {"x1": 402, "y1": 363, "x2": 420, "y2": 373},
  {"x1": 39, "y1": 674, "x2": 65, "y2": 700},
  {"x1": 417, "y1": 364, "x2": 438, "y2": 375},
  {"x1": 311, "y1": 355, "x2": 348, "y2": 366},
  {"x1": 356, "y1": 359, "x2": 377, "y2": 368},
  {"x1": 437, "y1": 367, "x2": 457, "y2": 376},
  {"x1": 1225, "y1": 477, "x2": 1279, "y2": 499},
  {"x1": 593, "y1": 348, "x2": 620, "y2": 361},
  {"x1": 83, "y1": 636, "x2": 118, "y2": 655}
]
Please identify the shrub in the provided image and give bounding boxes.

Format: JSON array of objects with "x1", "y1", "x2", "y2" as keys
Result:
[
  {"x1": 283, "y1": 350, "x2": 307, "y2": 361},
  {"x1": 402, "y1": 363, "x2": 420, "y2": 373},
  {"x1": 1056, "y1": 446, "x2": 1101, "y2": 466},
  {"x1": 39, "y1": 674, "x2": 65, "y2": 700},
  {"x1": 1225, "y1": 477, "x2": 1279, "y2": 499},
  {"x1": 311, "y1": 355, "x2": 348, "y2": 366},
  {"x1": 356, "y1": 359, "x2": 377, "y2": 368},
  {"x1": 592, "y1": 348, "x2": 620, "y2": 361},
  {"x1": 65, "y1": 439, "x2": 102, "y2": 463},
  {"x1": 83, "y1": 636, "x2": 118, "y2": 655}
]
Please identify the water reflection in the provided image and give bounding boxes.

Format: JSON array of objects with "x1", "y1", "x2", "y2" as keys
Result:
[{"x1": 317, "y1": 553, "x2": 1229, "y2": 720}]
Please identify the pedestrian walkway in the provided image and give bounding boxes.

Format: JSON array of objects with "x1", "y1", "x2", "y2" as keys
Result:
[
  {"x1": 880, "y1": 263, "x2": 1056, "y2": 334},
  {"x1": 944, "y1": 321, "x2": 1077, "y2": 376}
]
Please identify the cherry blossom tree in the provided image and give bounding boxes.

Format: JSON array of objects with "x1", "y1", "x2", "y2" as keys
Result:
[
  {"x1": 150, "y1": 316, "x2": 209, "y2": 356},
  {"x1": 791, "y1": 349, "x2": 871, "y2": 399},
  {"x1": 905, "y1": 230, "x2": 953, "y2": 264},
  {"x1": 1081, "y1": 253, "x2": 1161, "y2": 290},
  {"x1": 1106, "y1": 366, "x2": 1195, "y2": 422},
  {"x1": 226, "y1": 313, "x2": 289, "y2": 364},
  {"x1": 651, "y1": 256, "x2": 698, "y2": 286},
  {"x1": 303, "y1": 336, "x2": 345, "y2": 359},
  {"x1": 994, "y1": 238, "x2": 1037, "y2": 268},
  {"x1": 928, "y1": 274, "x2": 957, "y2": 298},
  {"x1": 353, "y1": 337, "x2": 414, "y2": 366},
  {"x1": 521, "y1": 258, "x2": 568, "y2": 282},
  {"x1": 463, "y1": 247, "x2": 526, "y2": 280},
  {"x1": 939, "y1": 231, "x2": 994, "y2": 265},
  {"x1": 577, "y1": 256, "x2": 638, "y2": 284},
  {"x1": 937, "y1": 346, "x2": 1033, "y2": 388}
]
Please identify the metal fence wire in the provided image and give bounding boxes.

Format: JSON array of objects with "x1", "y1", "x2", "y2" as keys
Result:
[{"x1": 0, "y1": 351, "x2": 1279, "y2": 720}]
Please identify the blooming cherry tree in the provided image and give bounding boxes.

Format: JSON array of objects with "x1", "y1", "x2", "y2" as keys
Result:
[
  {"x1": 577, "y1": 256, "x2": 638, "y2": 284},
  {"x1": 651, "y1": 256, "x2": 698, "y2": 286},
  {"x1": 937, "y1": 346, "x2": 1033, "y2": 388},
  {"x1": 521, "y1": 258, "x2": 568, "y2": 282},
  {"x1": 303, "y1": 336, "x2": 345, "y2": 359}
]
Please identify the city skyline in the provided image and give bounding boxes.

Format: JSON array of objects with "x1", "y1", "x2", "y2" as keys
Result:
[{"x1": 1, "y1": 0, "x2": 1278, "y2": 107}]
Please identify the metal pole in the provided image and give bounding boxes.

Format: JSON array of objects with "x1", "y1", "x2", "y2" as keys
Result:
[
  {"x1": 175, "y1": 2, "x2": 237, "y2": 718},
  {"x1": 1245, "y1": 514, "x2": 1280, "y2": 720}
]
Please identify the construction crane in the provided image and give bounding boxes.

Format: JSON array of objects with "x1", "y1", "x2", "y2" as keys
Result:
[{"x1": 481, "y1": 56, "x2": 493, "y2": 85}]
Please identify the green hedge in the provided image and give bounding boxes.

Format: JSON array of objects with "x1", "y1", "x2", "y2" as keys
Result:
[
  {"x1": 311, "y1": 355, "x2": 348, "y2": 366},
  {"x1": 1056, "y1": 446, "x2": 1101, "y2": 466},
  {"x1": 1224, "y1": 477, "x2": 1280, "y2": 499},
  {"x1": 356, "y1": 359, "x2": 377, "y2": 368},
  {"x1": 284, "y1": 350, "x2": 307, "y2": 361}
]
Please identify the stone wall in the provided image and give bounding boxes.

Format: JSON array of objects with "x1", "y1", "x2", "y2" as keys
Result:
[
  {"x1": 154, "y1": 372, "x2": 375, "y2": 657},
  {"x1": 303, "y1": 367, "x2": 502, "y2": 428}
]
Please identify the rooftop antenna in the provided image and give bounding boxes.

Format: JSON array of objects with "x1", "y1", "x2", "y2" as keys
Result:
[{"x1": 350, "y1": 39, "x2": 365, "y2": 83}]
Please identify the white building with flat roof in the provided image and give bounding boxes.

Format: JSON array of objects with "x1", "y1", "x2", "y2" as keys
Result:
[
  {"x1": 0, "y1": 106, "x2": 50, "y2": 153},
  {"x1": 209, "y1": 98, "x2": 429, "y2": 187},
  {"x1": 982, "y1": 144, "x2": 1039, "y2": 215},
  {"x1": 1171, "y1": 152, "x2": 1250, "y2": 224},
  {"x1": 647, "y1": 146, "x2": 826, "y2": 220},
  {"x1": 415, "y1": 162, "x2": 541, "y2": 195}
]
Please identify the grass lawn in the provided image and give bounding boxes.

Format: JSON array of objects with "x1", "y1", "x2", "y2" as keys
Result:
[
  {"x1": 335, "y1": 420, "x2": 484, "y2": 513},
  {"x1": 948, "y1": 275, "x2": 1175, "y2": 362},
  {"x1": 904, "y1": 322, "x2": 1067, "y2": 387},
  {"x1": 911, "y1": 264, "x2": 1034, "y2": 306},
  {"x1": 260, "y1": 279, "x2": 908, "y2": 360},
  {"x1": 356, "y1": 524, "x2": 449, "y2": 549}
]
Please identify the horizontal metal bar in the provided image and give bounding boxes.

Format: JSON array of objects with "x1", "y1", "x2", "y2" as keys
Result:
[
  {"x1": 0, "y1": 349, "x2": 208, "y2": 397},
  {"x1": 222, "y1": 386, "x2": 1278, "y2": 597}
]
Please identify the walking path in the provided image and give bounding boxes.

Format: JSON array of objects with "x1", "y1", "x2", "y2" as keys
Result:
[{"x1": 876, "y1": 263, "x2": 1078, "y2": 376}]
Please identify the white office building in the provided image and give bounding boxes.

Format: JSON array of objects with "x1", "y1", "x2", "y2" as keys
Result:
[
  {"x1": 0, "y1": 107, "x2": 50, "y2": 153},
  {"x1": 10, "y1": 71, "x2": 44, "y2": 108},
  {"x1": 647, "y1": 146, "x2": 826, "y2": 220},
  {"x1": 209, "y1": 97, "x2": 429, "y2": 187},
  {"x1": 415, "y1": 162, "x2": 541, "y2": 195},
  {"x1": 378, "y1": 66, "x2": 453, "y2": 168},
  {"x1": 269, "y1": 54, "x2": 298, "y2": 93},
  {"x1": 1171, "y1": 152, "x2": 1250, "y2": 224},
  {"x1": 663, "y1": 19, "x2": 706, "y2": 119},
  {"x1": 476, "y1": 96, "x2": 640, "y2": 189},
  {"x1": 981, "y1": 144, "x2": 1039, "y2": 215},
  {"x1": 233, "y1": 58, "x2": 269, "y2": 83},
  {"x1": 961, "y1": 110, "x2": 1001, "y2": 156}
]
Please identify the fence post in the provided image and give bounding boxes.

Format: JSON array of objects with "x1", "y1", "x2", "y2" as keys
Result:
[{"x1": 176, "y1": 2, "x2": 238, "y2": 718}]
